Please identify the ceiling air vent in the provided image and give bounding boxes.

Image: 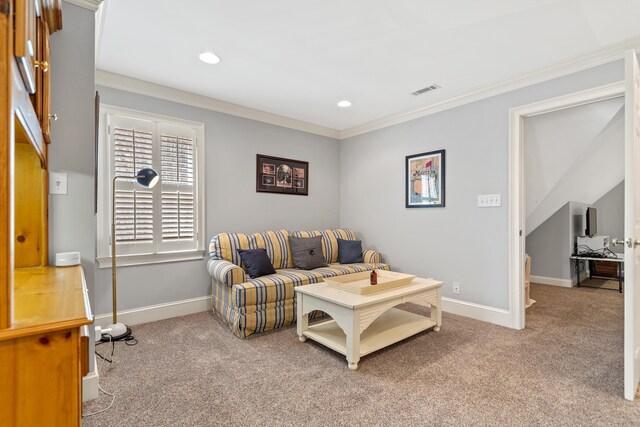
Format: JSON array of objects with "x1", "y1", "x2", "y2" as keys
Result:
[{"x1": 411, "y1": 84, "x2": 441, "y2": 96}]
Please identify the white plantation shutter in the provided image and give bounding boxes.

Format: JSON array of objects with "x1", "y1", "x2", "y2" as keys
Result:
[
  {"x1": 113, "y1": 127, "x2": 153, "y2": 179},
  {"x1": 109, "y1": 115, "x2": 156, "y2": 256},
  {"x1": 158, "y1": 124, "x2": 198, "y2": 252},
  {"x1": 113, "y1": 126, "x2": 155, "y2": 247},
  {"x1": 161, "y1": 192, "x2": 194, "y2": 240},
  {"x1": 99, "y1": 108, "x2": 202, "y2": 263},
  {"x1": 114, "y1": 189, "x2": 154, "y2": 243},
  {"x1": 160, "y1": 134, "x2": 194, "y2": 239}
]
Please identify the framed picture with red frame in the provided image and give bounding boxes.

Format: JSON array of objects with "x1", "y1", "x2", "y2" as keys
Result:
[{"x1": 406, "y1": 149, "x2": 445, "y2": 208}]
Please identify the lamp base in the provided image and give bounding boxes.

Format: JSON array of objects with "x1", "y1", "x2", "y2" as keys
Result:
[{"x1": 102, "y1": 322, "x2": 132, "y2": 341}]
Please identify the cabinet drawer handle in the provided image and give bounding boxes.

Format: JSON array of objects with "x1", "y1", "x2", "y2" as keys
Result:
[{"x1": 34, "y1": 60, "x2": 49, "y2": 72}]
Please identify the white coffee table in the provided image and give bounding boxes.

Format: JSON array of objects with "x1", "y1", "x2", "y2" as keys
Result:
[{"x1": 295, "y1": 276, "x2": 442, "y2": 370}]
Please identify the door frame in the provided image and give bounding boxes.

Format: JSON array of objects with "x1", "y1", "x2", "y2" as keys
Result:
[{"x1": 508, "y1": 82, "x2": 625, "y2": 330}]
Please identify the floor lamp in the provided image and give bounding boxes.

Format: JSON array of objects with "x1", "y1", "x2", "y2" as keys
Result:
[{"x1": 105, "y1": 167, "x2": 159, "y2": 341}]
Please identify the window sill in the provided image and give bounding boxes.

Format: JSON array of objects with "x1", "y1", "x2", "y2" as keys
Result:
[{"x1": 97, "y1": 250, "x2": 206, "y2": 269}]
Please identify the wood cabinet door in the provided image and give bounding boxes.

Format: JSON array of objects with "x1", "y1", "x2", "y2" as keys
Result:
[
  {"x1": 0, "y1": 329, "x2": 83, "y2": 426},
  {"x1": 15, "y1": 0, "x2": 38, "y2": 94}
]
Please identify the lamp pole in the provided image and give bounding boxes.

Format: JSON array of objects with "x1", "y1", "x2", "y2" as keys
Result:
[
  {"x1": 111, "y1": 175, "x2": 120, "y2": 326},
  {"x1": 106, "y1": 168, "x2": 159, "y2": 341}
]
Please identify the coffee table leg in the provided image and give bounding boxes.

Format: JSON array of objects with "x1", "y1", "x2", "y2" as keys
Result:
[
  {"x1": 431, "y1": 289, "x2": 442, "y2": 332},
  {"x1": 346, "y1": 312, "x2": 361, "y2": 370},
  {"x1": 296, "y1": 293, "x2": 308, "y2": 342}
]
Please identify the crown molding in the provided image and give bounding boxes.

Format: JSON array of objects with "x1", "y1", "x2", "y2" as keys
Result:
[
  {"x1": 64, "y1": 0, "x2": 103, "y2": 12},
  {"x1": 339, "y1": 36, "x2": 640, "y2": 139},
  {"x1": 95, "y1": 70, "x2": 340, "y2": 139}
]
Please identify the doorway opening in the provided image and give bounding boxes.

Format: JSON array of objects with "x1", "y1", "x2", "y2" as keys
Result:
[
  {"x1": 508, "y1": 82, "x2": 625, "y2": 329},
  {"x1": 523, "y1": 95, "x2": 625, "y2": 304}
]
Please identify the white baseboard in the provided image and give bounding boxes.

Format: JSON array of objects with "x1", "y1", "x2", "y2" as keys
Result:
[
  {"x1": 95, "y1": 295, "x2": 211, "y2": 328},
  {"x1": 441, "y1": 297, "x2": 512, "y2": 328},
  {"x1": 95, "y1": 293, "x2": 512, "y2": 333},
  {"x1": 530, "y1": 275, "x2": 574, "y2": 288},
  {"x1": 82, "y1": 355, "x2": 99, "y2": 402}
]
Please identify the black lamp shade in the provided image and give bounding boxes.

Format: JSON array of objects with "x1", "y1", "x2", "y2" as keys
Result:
[{"x1": 136, "y1": 168, "x2": 159, "y2": 188}]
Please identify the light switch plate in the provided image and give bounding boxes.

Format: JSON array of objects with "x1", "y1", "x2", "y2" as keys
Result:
[
  {"x1": 478, "y1": 193, "x2": 501, "y2": 207},
  {"x1": 50, "y1": 172, "x2": 68, "y2": 195}
]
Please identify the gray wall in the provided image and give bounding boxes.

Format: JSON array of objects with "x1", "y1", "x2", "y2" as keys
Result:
[
  {"x1": 526, "y1": 202, "x2": 571, "y2": 280},
  {"x1": 93, "y1": 87, "x2": 341, "y2": 314},
  {"x1": 340, "y1": 60, "x2": 623, "y2": 310},
  {"x1": 593, "y1": 180, "x2": 625, "y2": 253},
  {"x1": 48, "y1": 2, "x2": 96, "y2": 371},
  {"x1": 524, "y1": 180, "x2": 623, "y2": 281}
]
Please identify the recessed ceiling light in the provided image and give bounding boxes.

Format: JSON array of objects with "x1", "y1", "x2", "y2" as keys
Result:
[
  {"x1": 337, "y1": 100, "x2": 352, "y2": 108},
  {"x1": 199, "y1": 51, "x2": 221, "y2": 65}
]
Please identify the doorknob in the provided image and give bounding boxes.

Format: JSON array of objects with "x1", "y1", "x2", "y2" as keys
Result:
[
  {"x1": 626, "y1": 237, "x2": 640, "y2": 248},
  {"x1": 612, "y1": 238, "x2": 625, "y2": 246}
]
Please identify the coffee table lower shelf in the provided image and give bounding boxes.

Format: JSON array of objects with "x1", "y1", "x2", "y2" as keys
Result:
[{"x1": 303, "y1": 308, "x2": 436, "y2": 358}]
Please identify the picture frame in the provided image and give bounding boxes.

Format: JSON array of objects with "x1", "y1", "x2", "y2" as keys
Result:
[
  {"x1": 406, "y1": 149, "x2": 445, "y2": 208},
  {"x1": 256, "y1": 154, "x2": 309, "y2": 196}
]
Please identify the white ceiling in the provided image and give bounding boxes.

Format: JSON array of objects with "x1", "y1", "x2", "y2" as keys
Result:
[{"x1": 96, "y1": 0, "x2": 640, "y2": 132}]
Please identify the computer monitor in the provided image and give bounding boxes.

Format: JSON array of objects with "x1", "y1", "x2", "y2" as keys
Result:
[{"x1": 585, "y1": 207, "x2": 597, "y2": 237}]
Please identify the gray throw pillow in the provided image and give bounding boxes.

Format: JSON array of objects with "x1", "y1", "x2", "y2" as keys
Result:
[{"x1": 289, "y1": 235, "x2": 327, "y2": 270}]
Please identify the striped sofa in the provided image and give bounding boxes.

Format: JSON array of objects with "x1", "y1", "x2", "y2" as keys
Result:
[{"x1": 208, "y1": 228, "x2": 389, "y2": 338}]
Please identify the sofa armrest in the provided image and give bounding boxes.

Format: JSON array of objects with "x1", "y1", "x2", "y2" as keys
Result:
[
  {"x1": 208, "y1": 259, "x2": 247, "y2": 287},
  {"x1": 363, "y1": 249, "x2": 382, "y2": 264}
]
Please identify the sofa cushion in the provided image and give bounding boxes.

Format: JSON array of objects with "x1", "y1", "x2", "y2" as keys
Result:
[
  {"x1": 237, "y1": 249, "x2": 277, "y2": 279},
  {"x1": 233, "y1": 269, "x2": 325, "y2": 307},
  {"x1": 209, "y1": 232, "x2": 258, "y2": 267},
  {"x1": 209, "y1": 229, "x2": 291, "y2": 270},
  {"x1": 290, "y1": 229, "x2": 357, "y2": 263},
  {"x1": 290, "y1": 236, "x2": 327, "y2": 270},
  {"x1": 337, "y1": 238, "x2": 363, "y2": 264},
  {"x1": 253, "y1": 229, "x2": 291, "y2": 269},
  {"x1": 231, "y1": 263, "x2": 390, "y2": 307}
]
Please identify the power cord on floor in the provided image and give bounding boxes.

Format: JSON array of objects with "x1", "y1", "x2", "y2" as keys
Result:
[
  {"x1": 124, "y1": 335, "x2": 138, "y2": 346},
  {"x1": 82, "y1": 335, "x2": 116, "y2": 417},
  {"x1": 95, "y1": 334, "x2": 115, "y2": 363},
  {"x1": 82, "y1": 384, "x2": 116, "y2": 417}
]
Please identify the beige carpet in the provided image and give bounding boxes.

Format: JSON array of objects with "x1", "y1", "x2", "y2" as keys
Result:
[{"x1": 83, "y1": 284, "x2": 640, "y2": 426}]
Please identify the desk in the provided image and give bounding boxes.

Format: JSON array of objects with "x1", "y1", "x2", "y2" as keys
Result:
[{"x1": 570, "y1": 255, "x2": 623, "y2": 293}]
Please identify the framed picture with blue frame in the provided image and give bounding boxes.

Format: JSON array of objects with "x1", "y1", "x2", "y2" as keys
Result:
[{"x1": 406, "y1": 149, "x2": 445, "y2": 208}]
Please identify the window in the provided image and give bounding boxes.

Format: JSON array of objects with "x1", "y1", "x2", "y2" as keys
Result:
[{"x1": 97, "y1": 105, "x2": 205, "y2": 267}]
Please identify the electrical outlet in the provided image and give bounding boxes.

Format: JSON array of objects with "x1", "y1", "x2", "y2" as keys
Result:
[{"x1": 453, "y1": 282, "x2": 461, "y2": 295}]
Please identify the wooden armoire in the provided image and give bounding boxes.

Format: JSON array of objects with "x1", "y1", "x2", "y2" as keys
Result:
[{"x1": 0, "y1": 1, "x2": 93, "y2": 426}]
